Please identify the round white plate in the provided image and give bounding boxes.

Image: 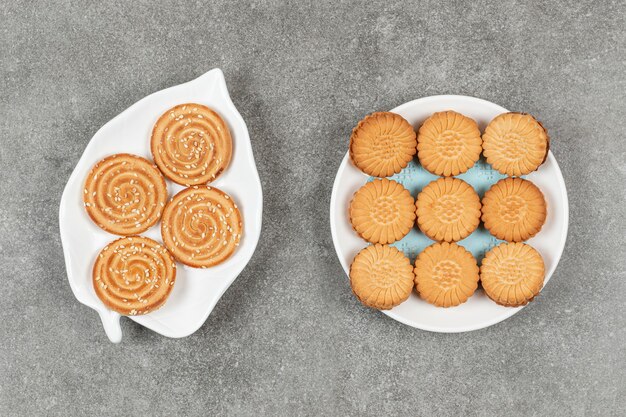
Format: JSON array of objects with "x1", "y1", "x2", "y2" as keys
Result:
[
  {"x1": 330, "y1": 95, "x2": 568, "y2": 332},
  {"x1": 60, "y1": 69, "x2": 263, "y2": 342}
]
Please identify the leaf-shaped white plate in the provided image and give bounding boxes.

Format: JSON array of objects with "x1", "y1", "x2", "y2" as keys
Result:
[
  {"x1": 60, "y1": 69, "x2": 263, "y2": 342},
  {"x1": 330, "y1": 95, "x2": 568, "y2": 332}
]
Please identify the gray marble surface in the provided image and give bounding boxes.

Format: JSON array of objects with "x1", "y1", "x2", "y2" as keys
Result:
[{"x1": 1, "y1": 1, "x2": 625, "y2": 416}]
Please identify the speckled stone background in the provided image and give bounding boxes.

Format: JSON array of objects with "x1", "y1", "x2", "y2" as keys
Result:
[{"x1": 1, "y1": 1, "x2": 625, "y2": 415}]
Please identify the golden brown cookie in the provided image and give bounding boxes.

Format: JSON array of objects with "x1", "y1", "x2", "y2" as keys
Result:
[
  {"x1": 413, "y1": 242, "x2": 479, "y2": 307},
  {"x1": 349, "y1": 244, "x2": 414, "y2": 310},
  {"x1": 482, "y1": 112, "x2": 549, "y2": 176},
  {"x1": 151, "y1": 103, "x2": 233, "y2": 186},
  {"x1": 482, "y1": 178, "x2": 547, "y2": 242},
  {"x1": 349, "y1": 179, "x2": 415, "y2": 244},
  {"x1": 349, "y1": 112, "x2": 417, "y2": 177},
  {"x1": 415, "y1": 177, "x2": 481, "y2": 242},
  {"x1": 93, "y1": 236, "x2": 177, "y2": 315},
  {"x1": 161, "y1": 186, "x2": 242, "y2": 268},
  {"x1": 83, "y1": 153, "x2": 168, "y2": 236},
  {"x1": 417, "y1": 110, "x2": 482, "y2": 176},
  {"x1": 480, "y1": 242, "x2": 545, "y2": 307}
]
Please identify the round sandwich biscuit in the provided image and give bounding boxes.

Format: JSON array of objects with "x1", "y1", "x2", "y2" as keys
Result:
[
  {"x1": 414, "y1": 242, "x2": 479, "y2": 308},
  {"x1": 349, "y1": 178, "x2": 415, "y2": 244},
  {"x1": 349, "y1": 112, "x2": 417, "y2": 177},
  {"x1": 349, "y1": 244, "x2": 414, "y2": 310},
  {"x1": 482, "y1": 112, "x2": 549, "y2": 176},
  {"x1": 480, "y1": 242, "x2": 545, "y2": 307},
  {"x1": 482, "y1": 177, "x2": 547, "y2": 242},
  {"x1": 417, "y1": 110, "x2": 482, "y2": 176},
  {"x1": 416, "y1": 177, "x2": 481, "y2": 242}
]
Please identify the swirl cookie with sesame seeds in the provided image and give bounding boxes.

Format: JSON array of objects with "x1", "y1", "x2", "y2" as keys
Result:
[
  {"x1": 161, "y1": 186, "x2": 242, "y2": 268},
  {"x1": 480, "y1": 242, "x2": 545, "y2": 307},
  {"x1": 93, "y1": 236, "x2": 177, "y2": 316},
  {"x1": 151, "y1": 103, "x2": 233, "y2": 186},
  {"x1": 414, "y1": 242, "x2": 479, "y2": 308},
  {"x1": 349, "y1": 244, "x2": 414, "y2": 310},
  {"x1": 482, "y1": 112, "x2": 549, "y2": 176},
  {"x1": 349, "y1": 178, "x2": 415, "y2": 245},
  {"x1": 417, "y1": 111, "x2": 482, "y2": 176},
  {"x1": 83, "y1": 153, "x2": 168, "y2": 236},
  {"x1": 482, "y1": 177, "x2": 547, "y2": 242},
  {"x1": 415, "y1": 177, "x2": 481, "y2": 242},
  {"x1": 349, "y1": 112, "x2": 417, "y2": 177}
]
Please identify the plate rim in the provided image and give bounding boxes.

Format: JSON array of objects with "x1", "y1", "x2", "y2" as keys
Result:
[{"x1": 329, "y1": 94, "x2": 569, "y2": 333}]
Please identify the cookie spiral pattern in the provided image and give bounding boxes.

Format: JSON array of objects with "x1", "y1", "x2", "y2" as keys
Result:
[
  {"x1": 414, "y1": 242, "x2": 479, "y2": 307},
  {"x1": 151, "y1": 103, "x2": 233, "y2": 186},
  {"x1": 161, "y1": 186, "x2": 242, "y2": 268},
  {"x1": 349, "y1": 112, "x2": 417, "y2": 177},
  {"x1": 349, "y1": 178, "x2": 415, "y2": 244},
  {"x1": 83, "y1": 153, "x2": 168, "y2": 236},
  {"x1": 480, "y1": 242, "x2": 545, "y2": 307},
  {"x1": 416, "y1": 177, "x2": 481, "y2": 242},
  {"x1": 482, "y1": 178, "x2": 547, "y2": 242},
  {"x1": 93, "y1": 236, "x2": 177, "y2": 315},
  {"x1": 482, "y1": 112, "x2": 549, "y2": 176},
  {"x1": 417, "y1": 111, "x2": 482, "y2": 176},
  {"x1": 349, "y1": 244, "x2": 414, "y2": 310}
]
